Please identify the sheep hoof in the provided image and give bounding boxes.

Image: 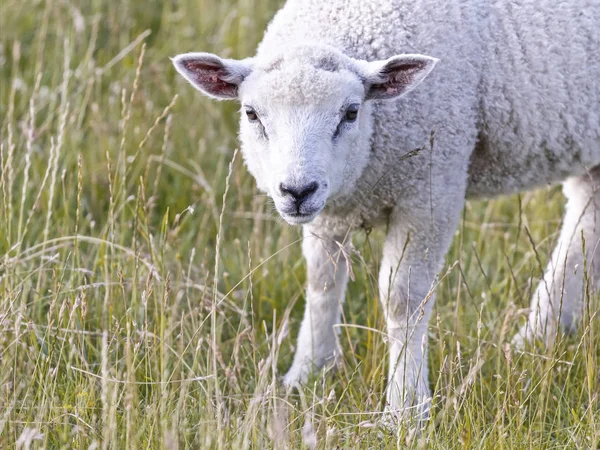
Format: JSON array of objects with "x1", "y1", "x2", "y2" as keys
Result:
[
  {"x1": 281, "y1": 366, "x2": 308, "y2": 391},
  {"x1": 282, "y1": 352, "x2": 341, "y2": 391},
  {"x1": 381, "y1": 395, "x2": 431, "y2": 427},
  {"x1": 512, "y1": 323, "x2": 557, "y2": 350},
  {"x1": 512, "y1": 325, "x2": 534, "y2": 350},
  {"x1": 378, "y1": 402, "x2": 430, "y2": 437}
]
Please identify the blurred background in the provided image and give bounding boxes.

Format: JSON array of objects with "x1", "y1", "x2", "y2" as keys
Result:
[{"x1": 1, "y1": 1, "x2": 597, "y2": 448}]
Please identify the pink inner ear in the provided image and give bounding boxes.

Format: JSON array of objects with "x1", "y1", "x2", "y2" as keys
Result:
[
  {"x1": 384, "y1": 85, "x2": 401, "y2": 96},
  {"x1": 388, "y1": 63, "x2": 421, "y2": 85},
  {"x1": 372, "y1": 62, "x2": 425, "y2": 98},
  {"x1": 182, "y1": 60, "x2": 237, "y2": 97}
]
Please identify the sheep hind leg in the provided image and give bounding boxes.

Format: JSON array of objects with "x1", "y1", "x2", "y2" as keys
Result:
[{"x1": 514, "y1": 166, "x2": 600, "y2": 347}]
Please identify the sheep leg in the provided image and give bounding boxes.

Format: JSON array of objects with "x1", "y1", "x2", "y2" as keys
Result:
[
  {"x1": 515, "y1": 166, "x2": 600, "y2": 346},
  {"x1": 380, "y1": 198, "x2": 465, "y2": 420},
  {"x1": 282, "y1": 227, "x2": 351, "y2": 386}
]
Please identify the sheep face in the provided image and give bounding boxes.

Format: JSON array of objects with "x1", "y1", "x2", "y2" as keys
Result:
[
  {"x1": 173, "y1": 46, "x2": 438, "y2": 225},
  {"x1": 238, "y1": 53, "x2": 372, "y2": 224}
]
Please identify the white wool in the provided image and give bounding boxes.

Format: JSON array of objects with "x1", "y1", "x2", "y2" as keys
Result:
[{"x1": 174, "y1": 0, "x2": 600, "y2": 422}]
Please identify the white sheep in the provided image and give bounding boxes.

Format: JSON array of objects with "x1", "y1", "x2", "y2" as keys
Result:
[{"x1": 173, "y1": 0, "x2": 600, "y2": 422}]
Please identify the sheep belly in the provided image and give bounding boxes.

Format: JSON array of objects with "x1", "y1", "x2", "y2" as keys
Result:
[{"x1": 466, "y1": 0, "x2": 600, "y2": 198}]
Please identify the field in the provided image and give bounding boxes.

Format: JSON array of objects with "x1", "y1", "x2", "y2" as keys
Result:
[{"x1": 1, "y1": 0, "x2": 598, "y2": 448}]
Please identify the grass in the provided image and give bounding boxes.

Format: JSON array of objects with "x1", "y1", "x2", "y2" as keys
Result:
[{"x1": 0, "y1": 0, "x2": 598, "y2": 448}]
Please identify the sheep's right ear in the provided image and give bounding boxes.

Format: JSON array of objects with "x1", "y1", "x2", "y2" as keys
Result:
[
  {"x1": 362, "y1": 54, "x2": 438, "y2": 100},
  {"x1": 171, "y1": 52, "x2": 253, "y2": 100}
]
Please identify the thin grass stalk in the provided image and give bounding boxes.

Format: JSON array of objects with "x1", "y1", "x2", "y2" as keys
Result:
[
  {"x1": 211, "y1": 148, "x2": 239, "y2": 447},
  {"x1": 16, "y1": 76, "x2": 41, "y2": 257}
]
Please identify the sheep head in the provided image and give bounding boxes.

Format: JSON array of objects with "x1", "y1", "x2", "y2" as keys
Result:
[{"x1": 173, "y1": 45, "x2": 438, "y2": 225}]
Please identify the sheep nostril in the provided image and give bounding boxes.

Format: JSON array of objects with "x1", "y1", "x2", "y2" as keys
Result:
[
  {"x1": 299, "y1": 182, "x2": 318, "y2": 200},
  {"x1": 280, "y1": 182, "x2": 319, "y2": 204},
  {"x1": 279, "y1": 183, "x2": 288, "y2": 196}
]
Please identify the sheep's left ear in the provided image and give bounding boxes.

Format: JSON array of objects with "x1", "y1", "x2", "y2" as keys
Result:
[
  {"x1": 363, "y1": 54, "x2": 438, "y2": 100},
  {"x1": 171, "y1": 52, "x2": 253, "y2": 100}
]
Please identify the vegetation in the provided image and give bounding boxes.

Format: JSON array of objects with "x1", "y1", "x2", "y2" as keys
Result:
[{"x1": 1, "y1": 0, "x2": 598, "y2": 448}]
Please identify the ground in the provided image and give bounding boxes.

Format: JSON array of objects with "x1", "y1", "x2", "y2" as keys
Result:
[{"x1": 0, "y1": 0, "x2": 598, "y2": 448}]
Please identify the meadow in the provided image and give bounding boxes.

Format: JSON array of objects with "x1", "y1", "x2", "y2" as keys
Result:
[{"x1": 0, "y1": 0, "x2": 598, "y2": 448}]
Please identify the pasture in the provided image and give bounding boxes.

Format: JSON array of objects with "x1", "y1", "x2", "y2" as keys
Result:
[{"x1": 0, "y1": 0, "x2": 598, "y2": 448}]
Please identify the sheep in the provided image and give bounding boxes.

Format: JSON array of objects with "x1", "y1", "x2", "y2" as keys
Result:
[{"x1": 173, "y1": 0, "x2": 600, "y2": 422}]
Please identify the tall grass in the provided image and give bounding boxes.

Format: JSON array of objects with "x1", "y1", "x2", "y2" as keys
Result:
[{"x1": 1, "y1": 0, "x2": 598, "y2": 448}]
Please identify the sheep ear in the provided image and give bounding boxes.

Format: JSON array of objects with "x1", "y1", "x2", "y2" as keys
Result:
[
  {"x1": 171, "y1": 52, "x2": 253, "y2": 100},
  {"x1": 363, "y1": 54, "x2": 438, "y2": 100}
]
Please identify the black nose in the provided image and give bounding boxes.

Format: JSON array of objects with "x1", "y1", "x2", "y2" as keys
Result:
[{"x1": 279, "y1": 181, "x2": 319, "y2": 205}]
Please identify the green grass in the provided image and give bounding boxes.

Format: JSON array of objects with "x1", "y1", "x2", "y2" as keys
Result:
[{"x1": 1, "y1": 1, "x2": 598, "y2": 448}]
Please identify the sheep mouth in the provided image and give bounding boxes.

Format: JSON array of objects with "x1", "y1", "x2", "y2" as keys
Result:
[
  {"x1": 276, "y1": 198, "x2": 326, "y2": 225},
  {"x1": 280, "y1": 211, "x2": 320, "y2": 225}
]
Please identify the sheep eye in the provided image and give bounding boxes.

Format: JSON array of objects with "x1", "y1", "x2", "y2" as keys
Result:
[
  {"x1": 344, "y1": 105, "x2": 359, "y2": 122},
  {"x1": 245, "y1": 107, "x2": 258, "y2": 122}
]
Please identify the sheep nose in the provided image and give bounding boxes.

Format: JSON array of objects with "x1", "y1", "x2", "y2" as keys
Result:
[{"x1": 279, "y1": 181, "x2": 319, "y2": 205}]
